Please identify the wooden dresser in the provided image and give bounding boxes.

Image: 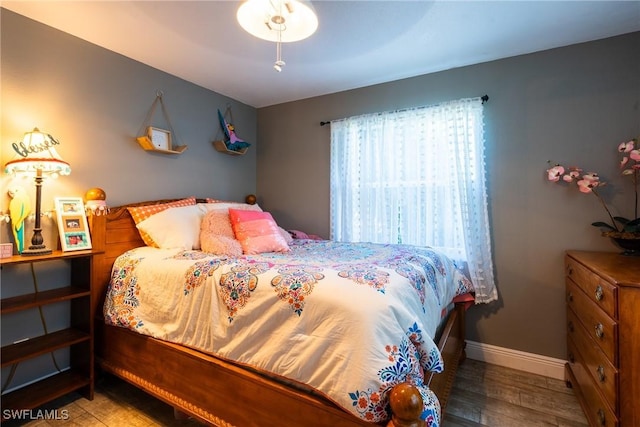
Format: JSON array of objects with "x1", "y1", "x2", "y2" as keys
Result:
[{"x1": 565, "y1": 250, "x2": 640, "y2": 427}]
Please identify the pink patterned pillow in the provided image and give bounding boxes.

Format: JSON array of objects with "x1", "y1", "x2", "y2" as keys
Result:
[
  {"x1": 128, "y1": 197, "x2": 196, "y2": 247},
  {"x1": 228, "y1": 209, "x2": 290, "y2": 254}
]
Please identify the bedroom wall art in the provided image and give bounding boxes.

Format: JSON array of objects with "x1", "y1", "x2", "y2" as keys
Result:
[{"x1": 136, "y1": 92, "x2": 188, "y2": 155}]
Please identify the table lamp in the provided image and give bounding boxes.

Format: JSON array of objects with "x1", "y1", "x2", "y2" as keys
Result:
[{"x1": 4, "y1": 128, "x2": 71, "y2": 255}]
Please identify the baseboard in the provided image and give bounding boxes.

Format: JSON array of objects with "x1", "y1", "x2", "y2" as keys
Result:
[{"x1": 465, "y1": 341, "x2": 566, "y2": 380}]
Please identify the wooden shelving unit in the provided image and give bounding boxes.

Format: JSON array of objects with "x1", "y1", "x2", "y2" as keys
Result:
[{"x1": 0, "y1": 250, "x2": 98, "y2": 421}]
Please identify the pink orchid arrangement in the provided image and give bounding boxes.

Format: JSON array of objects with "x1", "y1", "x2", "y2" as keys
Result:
[{"x1": 546, "y1": 138, "x2": 640, "y2": 234}]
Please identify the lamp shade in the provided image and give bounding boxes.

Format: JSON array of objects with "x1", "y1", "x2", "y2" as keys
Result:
[
  {"x1": 237, "y1": 0, "x2": 318, "y2": 43},
  {"x1": 4, "y1": 128, "x2": 71, "y2": 177}
]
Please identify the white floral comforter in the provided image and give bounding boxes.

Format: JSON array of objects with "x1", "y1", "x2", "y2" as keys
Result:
[{"x1": 104, "y1": 240, "x2": 474, "y2": 425}]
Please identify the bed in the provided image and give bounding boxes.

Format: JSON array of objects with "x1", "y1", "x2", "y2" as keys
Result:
[{"x1": 88, "y1": 198, "x2": 476, "y2": 427}]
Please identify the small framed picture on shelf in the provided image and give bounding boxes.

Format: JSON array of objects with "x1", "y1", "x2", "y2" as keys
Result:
[
  {"x1": 148, "y1": 126, "x2": 171, "y2": 151},
  {"x1": 55, "y1": 197, "x2": 92, "y2": 251}
]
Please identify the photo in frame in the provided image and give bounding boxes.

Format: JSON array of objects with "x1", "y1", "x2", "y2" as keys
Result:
[
  {"x1": 54, "y1": 197, "x2": 92, "y2": 251},
  {"x1": 148, "y1": 126, "x2": 171, "y2": 151}
]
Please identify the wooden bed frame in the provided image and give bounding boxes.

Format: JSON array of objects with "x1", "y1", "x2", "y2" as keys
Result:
[{"x1": 88, "y1": 199, "x2": 468, "y2": 427}]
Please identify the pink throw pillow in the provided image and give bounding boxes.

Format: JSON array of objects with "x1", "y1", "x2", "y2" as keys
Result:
[{"x1": 228, "y1": 209, "x2": 290, "y2": 254}]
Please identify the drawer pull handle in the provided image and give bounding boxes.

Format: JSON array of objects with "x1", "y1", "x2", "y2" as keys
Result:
[
  {"x1": 594, "y1": 285, "x2": 604, "y2": 301},
  {"x1": 597, "y1": 365, "x2": 606, "y2": 382},
  {"x1": 568, "y1": 352, "x2": 575, "y2": 363},
  {"x1": 568, "y1": 320, "x2": 574, "y2": 333},
  {"x1": 567, "y1": 292, "x2": 573, "y2": 303},
  {"x1": 595, "y1": 323, "x2": 604, "y2": 339},
  {"x1": 597, "y1": 408, "x2": 606, "y2": 426},
  {"x1": 567, "y1": 266, "x2": 573, "y2": 276}
]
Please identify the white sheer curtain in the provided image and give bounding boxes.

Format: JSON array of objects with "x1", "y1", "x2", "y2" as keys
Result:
[{"x1": 330, "y1": 97, "x2": 497, "y2": 303}]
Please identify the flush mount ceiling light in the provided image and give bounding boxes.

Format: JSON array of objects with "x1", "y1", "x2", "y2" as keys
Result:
[{"x1": 237, "y1": 0, "x2": 318, "y2": 72}]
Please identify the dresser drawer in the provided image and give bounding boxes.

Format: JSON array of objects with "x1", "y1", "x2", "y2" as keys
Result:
[
  {"x1": 567, "y1": 349, "x2": 619, "y2": 427},
  {"x1": 565, "y1": 251, "x2": 639, "y2": 427},
  {"x1": 566, "y1": 280, "x2": 618, "y2": 362},
  {"x1": 566, "y1": 257, "x2": 617, "y2": 318},
  {"x1": 567, "y1": 309, "x2": 618, "y2": 409}
]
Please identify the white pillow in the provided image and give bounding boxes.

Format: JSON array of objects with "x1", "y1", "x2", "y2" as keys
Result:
[{"x1": 136, "y1": 204, "x2": 204, "y2": 250}]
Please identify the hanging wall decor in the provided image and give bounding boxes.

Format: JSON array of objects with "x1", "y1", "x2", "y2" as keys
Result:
[
  {"x1": 213, "y1": 108, "x2": 251, "y2": 156},
  {"x1": 136, "y1": 91, "x2": 188, "y2": 155}
]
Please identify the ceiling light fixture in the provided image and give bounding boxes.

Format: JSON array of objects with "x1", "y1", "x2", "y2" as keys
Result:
[{"x1": 237, "y1": 0, "x2": 318, "y2": 72}]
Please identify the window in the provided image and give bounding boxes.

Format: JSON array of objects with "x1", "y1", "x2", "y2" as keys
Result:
[{"x1": 330, "y1": 97, "x2": 496, "y2": 303}]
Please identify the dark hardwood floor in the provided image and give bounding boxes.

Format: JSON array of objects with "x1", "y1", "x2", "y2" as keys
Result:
[
  {"x1": 3, "y1": 359, "x2": 587, "y2": 426},
  {"x1": 443, "y1": 359, "x2": 588, "y2": 427}
]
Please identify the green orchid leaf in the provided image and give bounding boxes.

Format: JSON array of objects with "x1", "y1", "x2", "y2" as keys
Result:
[
  {"x1": 622, "y1": 223, "x2": 640, "y2": 233},
  {"x1": 591, "y1": 221, "x2": 616, "y2": 230},
  {"x1": 613, "y1": 217, "x2": 630, "y2": 225},
  {"x1": 627, "y1": 217, "x2": 640, "y2": 226}
]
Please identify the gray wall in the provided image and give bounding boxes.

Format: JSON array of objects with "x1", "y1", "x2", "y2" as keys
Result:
[
  {"x1": 1, "y1": 9, "x2": 257, "y2": 211},
  {"x1": 0, "y1": 9, "x2": 257, "y2": 389},
  {"x1": 257, "y1": 32, "x2": 640, "y2": 360}
]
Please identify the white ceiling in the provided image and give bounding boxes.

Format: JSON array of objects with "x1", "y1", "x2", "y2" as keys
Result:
[{"x1": 3, "y1": 1, "x2": 640, "y2": 108}]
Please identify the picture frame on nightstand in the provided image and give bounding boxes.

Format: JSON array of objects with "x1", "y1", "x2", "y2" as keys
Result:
[{"x1": 54, "y1": 197, "x2": 92, "y2": 251}]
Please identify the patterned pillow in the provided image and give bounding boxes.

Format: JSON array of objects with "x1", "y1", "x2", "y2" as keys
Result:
[
  {"x1": 228, "y1": 208, "x2": 290, "y2": 254},
  {"x1": 128, "y1": 197, "x2": 196, "y2": 247}
]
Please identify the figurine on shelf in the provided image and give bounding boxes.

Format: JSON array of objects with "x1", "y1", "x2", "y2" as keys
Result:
[
  {"x1": 84, "y1": 187, "x2": 109, "y2": 216},
  {"x1": 8, "y1": 185, "x2": 31, "y2": 254},
  {"x1": 218, "y1": 109, "x2": 251, "y2": 152}
]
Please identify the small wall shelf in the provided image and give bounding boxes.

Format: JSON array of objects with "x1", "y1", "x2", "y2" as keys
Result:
[
  {"x1": 213, "y1": 140, "x2": 247, "y2": 156},
  {"x1": 136, "y1": 92, "x2": 187, "y2": 155},
  {"x1": 137, "y1": 135, "x2": 188, "y2": 155}
]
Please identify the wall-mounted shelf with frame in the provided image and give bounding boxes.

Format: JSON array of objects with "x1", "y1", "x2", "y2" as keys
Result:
[
  {"x1": 212, "y1": 140, "x2": 247, "y2": 156},
  {"x1": 136, "y1": 92, "x2": 188, "y2": 155},
  {"x1": 137, "y1": 127, "x2": 187, "y2": 155}
]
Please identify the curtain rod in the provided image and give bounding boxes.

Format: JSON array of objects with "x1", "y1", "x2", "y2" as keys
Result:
[{"x1": 320, "y1": 94, "x2": 489, "y2": 126}]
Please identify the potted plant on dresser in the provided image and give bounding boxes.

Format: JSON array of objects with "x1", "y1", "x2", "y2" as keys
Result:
[{"x1": 546, "y1": 137, "x2": 640, "y2": 255}]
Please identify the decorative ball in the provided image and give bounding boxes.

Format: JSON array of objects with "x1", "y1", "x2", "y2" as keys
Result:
[
  {"x1": 85, "y1": 187, "x2": 106, "y2": 201},
  {"x1": 245, "y1": 194, "x2": 257, "y2": 205}
]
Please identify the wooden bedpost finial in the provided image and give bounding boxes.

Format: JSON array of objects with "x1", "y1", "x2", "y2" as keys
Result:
[{"x1": 386, "y1": 383, "x2": 426, "y2": 427}]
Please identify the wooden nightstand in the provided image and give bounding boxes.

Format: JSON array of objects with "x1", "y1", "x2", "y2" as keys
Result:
[
  {"x1": 0, "y1": 250, "x2": 98, "y2": 420},
  {"x1": 565, "y1": 250, "x2": 640, "y2": 427}
]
